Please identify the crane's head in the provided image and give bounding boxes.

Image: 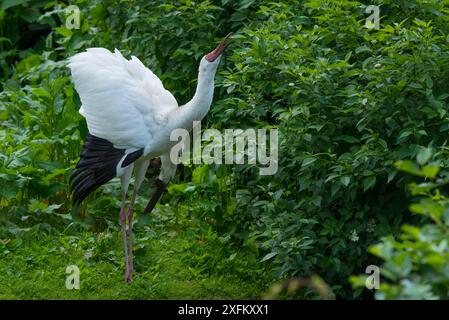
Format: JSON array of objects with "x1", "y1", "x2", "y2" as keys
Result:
[
  {"x1": 198, "y1": 33, "x2": 232, "y2": 77},
  {"x1": 205, "y1": 33, "x2": 232, "y2": 63}
]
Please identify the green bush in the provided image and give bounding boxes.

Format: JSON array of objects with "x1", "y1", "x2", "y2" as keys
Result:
[
  {"x1": 352, "y1": 158, "x2": 449, "y2": 299},
  {"x1": 211, "y1": 0, "x2": 449, "y2": 297}
]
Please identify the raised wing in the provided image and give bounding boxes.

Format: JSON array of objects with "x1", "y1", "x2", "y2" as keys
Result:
[
  {"x1": 70, "y1": 133, "x2": 144, "y2": 205},
  {"x1": 68, "y1": 48, "x2": 178, "y2": 149}
]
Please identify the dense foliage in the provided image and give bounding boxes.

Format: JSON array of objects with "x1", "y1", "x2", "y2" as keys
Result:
[
  {"x1": 216, "y1": 0, "x2": 449, "y2": 298},
  {"x1": 352, "y1": 157, "x2": 449, "y2": 299},
  {"x1": 1, "y1": 0, "x2": 449, "y2": 299}
]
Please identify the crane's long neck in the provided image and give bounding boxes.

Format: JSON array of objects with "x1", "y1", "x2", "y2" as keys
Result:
[{"x1": 169, "y1": 67, "x2": 216, "y2": 131}]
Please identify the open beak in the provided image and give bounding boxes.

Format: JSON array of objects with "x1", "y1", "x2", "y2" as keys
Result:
[{"x1": 205, "y1": 33, "x2": 232, "y2": 62}]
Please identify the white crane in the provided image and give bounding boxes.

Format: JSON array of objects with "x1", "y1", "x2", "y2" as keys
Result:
[{"x1": 68, "y1": 34, "x2": 231, "y2": 283}]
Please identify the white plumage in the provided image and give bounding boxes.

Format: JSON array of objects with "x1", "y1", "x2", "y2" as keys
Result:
[
  {"x1": 69, "y1": 48, "x2": 178, "y2": 150},
  {"x1": 68, "y1": 34, "x2": 231, "y2": 283}
]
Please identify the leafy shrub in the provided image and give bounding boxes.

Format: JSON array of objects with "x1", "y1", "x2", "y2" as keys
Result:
[
  {"x1": 210, "y1": 0, "x2": 449, "y2": 297},
  {"x1": 352, "y1": 158, "x2": 449, "y2": 299}
]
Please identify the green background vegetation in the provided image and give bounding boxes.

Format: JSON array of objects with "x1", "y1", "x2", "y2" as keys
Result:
[{"x1": 1, "y1": 0, "x2": 449, "y2": 299}]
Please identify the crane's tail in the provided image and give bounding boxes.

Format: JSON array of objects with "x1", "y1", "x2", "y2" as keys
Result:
[{"x1": 70, "y1": 133, "x2": 143, "y2": 206}]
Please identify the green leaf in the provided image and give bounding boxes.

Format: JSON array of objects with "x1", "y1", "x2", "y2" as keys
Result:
[
  {"x1": 410, "y1": 199, "x2": 444, "y2": 220},
  {"x1": 355, "y1": 45, "x2": 371, "y2": 54},
  {"x1": 0, "y1": 37, "x2": 12, "y2": 45},
  {"x1": 337, "y1": 135, "x2": 359, "y2": 143},
  {"x1": 1, "y1": 0, "x2": 30, "y2": 10},
  {"x1": 398, "y1": 130, "x2": 413, "y2": 140},
  {"x1": 363, "y1": 176, "x2": 376, "y2": 191},
  {"x1": 55, "y1": 27, "x2": 73, "y2": 37},
  {"x1": 261, "y1": 252, "x2": 277, "y2": 262},
  {"x1": 394, "y1": 160, "x2": 424, "y2": 177},
  {"x1": 416, "y1": 147, "x2": 433, "y2": 165},
  {"x1": 422, "y1": 165, "x2": 439, "y2": 179},
  {"x1": 340, "y1": 176, "x2": 350, "y2": 187},
  {"x1": 31, "y1": 88, "x2": 51, "y2": 100},
  {"x1": 302, "y1": 157, "x2": 317, "y2": 167}
]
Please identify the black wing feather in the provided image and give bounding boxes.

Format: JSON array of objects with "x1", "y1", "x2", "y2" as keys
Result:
[
  {"x1": 143, "y1": 179, "x2": 167, "y2": 214},
  {"x1": 70, "y1": 133, "x2": 143, "y2": 205}
]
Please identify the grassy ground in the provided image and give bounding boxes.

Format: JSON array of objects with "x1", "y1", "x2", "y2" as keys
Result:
[{"x1": 0, "y1": 205, "x2": 273, "y2": 299}]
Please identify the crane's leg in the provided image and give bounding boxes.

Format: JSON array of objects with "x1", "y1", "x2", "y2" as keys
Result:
[
  {"x1": 143, "y1": 154, "x2": 177, "y2": 214},
  {"x1": 120, "y1": 166, "x2": 133, "y2": 283},
  {"x1": 119, "y1": 194, "x2": 130, "y2": 283},
  {"x1": 126, "y1": 190, "x2": 137, "y2": 275},
  {"x1": 127, "y1": 159, "x2": 150, "y2": 275}
]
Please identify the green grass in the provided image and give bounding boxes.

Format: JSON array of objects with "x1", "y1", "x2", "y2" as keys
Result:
[{"x1": 0, "y1": 205, "x2": 274, "y2": 299}]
